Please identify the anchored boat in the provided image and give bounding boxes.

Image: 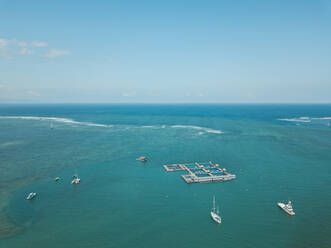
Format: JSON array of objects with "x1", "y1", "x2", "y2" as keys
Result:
[
  {"x1": 211, "y1": 196, "x2": 222, "y2": 224},
  {"x1": 136, "y1": 156, "x2": 147, "y2": 162},
  {"x1": 278, "y1": 201, "x2": 295, "y2": 216},
  {"x1": 26, "y1": 192, "x2": 37, "y2": 200},
  {"x1": 71, "y1": 171, "x2": 81, "y2": 184}
]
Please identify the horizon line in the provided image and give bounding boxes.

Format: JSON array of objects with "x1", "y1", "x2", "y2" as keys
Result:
[{"x1": 0, "y1": 102, "x2": 331, "y2": 105}]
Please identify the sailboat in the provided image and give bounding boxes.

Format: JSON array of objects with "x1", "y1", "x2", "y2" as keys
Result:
[{"x1": 210, "y1": 196, "x2": 222, "y2": 224}]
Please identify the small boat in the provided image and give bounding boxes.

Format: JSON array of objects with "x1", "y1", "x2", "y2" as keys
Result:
[
  {"x1": 136, "y1": 156, "x2": 147, "y2": 162},
  {"x1": 55, "y1": 177, "x2": 60, "y2": 182},
  {"x1": 278, "y1": 201, "x2": 295, "y2": 216},
  {"x1": 71, "y1": 171, "x2": 81, "y2": 184},
  {"x1": 210, "y1": 196, "x2": 222, "y2": 224},
  {"x1": 50, "y1": 120, "x2": 54, "y2": 129},
  {"x1": 26, "y1": 192, "x2": 37, "y2": 200}
]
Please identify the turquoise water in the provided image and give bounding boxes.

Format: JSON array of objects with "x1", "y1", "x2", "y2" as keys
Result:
[{"x1": 0, "y1": 104, "x2": 330, "y2": 248}]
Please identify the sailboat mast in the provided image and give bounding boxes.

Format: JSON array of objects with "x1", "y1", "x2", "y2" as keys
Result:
[{"x1": 213, "y1": 196, "x2": 216, "y2": 212}]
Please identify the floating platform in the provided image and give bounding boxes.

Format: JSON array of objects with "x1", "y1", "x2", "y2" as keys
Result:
[{"x1": 163, "y1": 161, "x2": 236, "y2": 184}]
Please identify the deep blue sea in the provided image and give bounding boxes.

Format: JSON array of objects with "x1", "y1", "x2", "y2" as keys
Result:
[{"x1": 0, "y1": 104, "x2": 330, "y2": 248}]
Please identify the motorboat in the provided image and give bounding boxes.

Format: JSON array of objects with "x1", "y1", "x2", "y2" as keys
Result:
[
  {"x1": 26, "y1": 192, "x2": 37, "y2": 200},
  {"x1": 136, "y1": 156, "x2": 147, "y2": 162},
  {"x1": 278, "y1": 201, "x2": 295, "y2": 216},
  {"x1": 71, "y1": 171, "x2": 81, "y2": 184}
]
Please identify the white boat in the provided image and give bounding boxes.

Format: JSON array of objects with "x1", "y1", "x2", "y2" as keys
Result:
[
  {"x1": 278, "y1": 201, "x2": 295, "y2": 216},
  {"x1": 26, "y1": 192, "x2": 36, "y2": 200},
  {"x1": 210, "y1": 196, "x2": 222, "y2": 224},
  {"x1": 71, "y1": 171, "x2": 81, "y2": 184}
]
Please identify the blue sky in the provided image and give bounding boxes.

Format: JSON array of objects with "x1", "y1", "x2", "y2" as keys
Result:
[{"x1": 0, "y1": 0, "x2": 331, "y2": 103}]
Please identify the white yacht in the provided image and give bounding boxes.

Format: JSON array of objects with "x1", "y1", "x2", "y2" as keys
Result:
[
  {"x1": 278, "y1": 201, "x2": 295, "y2": 216},
  {"x1": 71, "y1": 172, "x2": 81, "y2": 184},
  {"x1": 210, "y1": 196, "x2": 222, "y2": 224},
  {"x1": 26, "y1": 192, "x2": 36, "y2": 200}
]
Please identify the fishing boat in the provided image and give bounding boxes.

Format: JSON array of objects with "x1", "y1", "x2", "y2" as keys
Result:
[
  {"x1": 26, "y1": 192, "x2": 37, "y2": 200},
  {"x1": 210, "y1": 196, "x2": 222, "y2": 224},
  {"x1": 278, "y1": 201, "x2": 295, "y2": 216},
  {"x1": 71, "y1": 171, "x2": 81, "y2": 184}
]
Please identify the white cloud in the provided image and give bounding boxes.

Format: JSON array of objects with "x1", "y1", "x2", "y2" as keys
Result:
[
  {"x1": 19, "y1": 41, "x2": 48, "y2": 47},
  {"x1": 0, "y1": 37, "x2": 48, "y2": 58},
  {"x1": 31, "y1": 41, "x2": 48, "y2": 47},
  {"x1": 0, "y1": 38, "x2": 48, "y2": 48},
  {"x1": 122, "y1": 91, "x2": 136, "y2": 97},
  {"x1": 17, "y1": 41, "x2": 28, "y2": 47},
  {"x1": 26, "y1": 90, "x2": 40, "y2": 97},
  {"x1": 0, "y1": 38, "x2": 9, "y2": 47},
  {"x1": 18, "y1": 40, "x2": 48, "y2": 47},
  {"x1": 44, "y1": 49, "x2": 71, "y2": 58},
  {"x1": 18, "y1": 47, "x2": 33, "y2": 55},
  {"x1": 0, "y1": 37, "x2": 69, "y2": 60}
]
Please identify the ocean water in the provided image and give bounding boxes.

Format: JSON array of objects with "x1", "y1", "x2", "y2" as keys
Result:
[{"x1": 0, "y1": 104, "x2": 330, "y2": 248}]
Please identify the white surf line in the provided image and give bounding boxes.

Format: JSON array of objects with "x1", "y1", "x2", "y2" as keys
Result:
[
  {"x1": 278, "y1": 116, "x2": 331, "y2": 123},
  {"x1": 311, "y1": 117, "x2": 331, "y2": 120},
  {"x1": 170, "y1": 125, "x2": 223, "y2": 134},
  {"x1": 277, "y1": 118, "x2": 311, "y2": 123},
  {"x1": 0, "y1": 116, "x2": 113, "y2": 128},
  {"x1": 0, "y1": 116, "x2": 224, "y2": 133}
]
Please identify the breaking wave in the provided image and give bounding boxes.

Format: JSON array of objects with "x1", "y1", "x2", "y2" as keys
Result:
[
  {"x1": 277, "y1": 118, "x2": 311, "y2": 123},
  {"x1": 0, "y1": 116, "x2": 224, "y2": 134},
  {"x1": 0, "y1": 116, "x2": 112, "y2": 128},
  {"x1": 311, "y1": 117, "x2": 331, "y2": 120},
  {"x1": 278, "y1": 116, "x2": 331, "y2": 124},
  {"x1": 170, "y1": 125, "x2": 223, "y2": 134}
]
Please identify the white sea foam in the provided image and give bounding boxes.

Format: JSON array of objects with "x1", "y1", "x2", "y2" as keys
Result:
[
  {"x1": 170, "y1": 125, "x2": 223, "y2": 134},
  {"x1": 277, "y1": 118, "x2": 311, "y2": 123},
  {"x1": 205, "y1": 129, "x2": 223, "y2": 134},
  {"x1": 278, "y1": 116, "x2": 331, "y2": 123},
  {"x1": 0, "y1": 116, "x2": 224, "y2": 133},
  {"x1": 140, "y1": 125, "x2": 160, "y2": 129},
  {"x1": 0, "y1": 116, "x2": 112, "y2": 128},
  {"x1": 311, "y1": 117, "x2": 331, "y2": 120}
]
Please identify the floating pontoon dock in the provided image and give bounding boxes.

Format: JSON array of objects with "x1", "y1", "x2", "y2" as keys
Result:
[{"x1": 163, "y1": 161, "x2": 236, "y2": 184}]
